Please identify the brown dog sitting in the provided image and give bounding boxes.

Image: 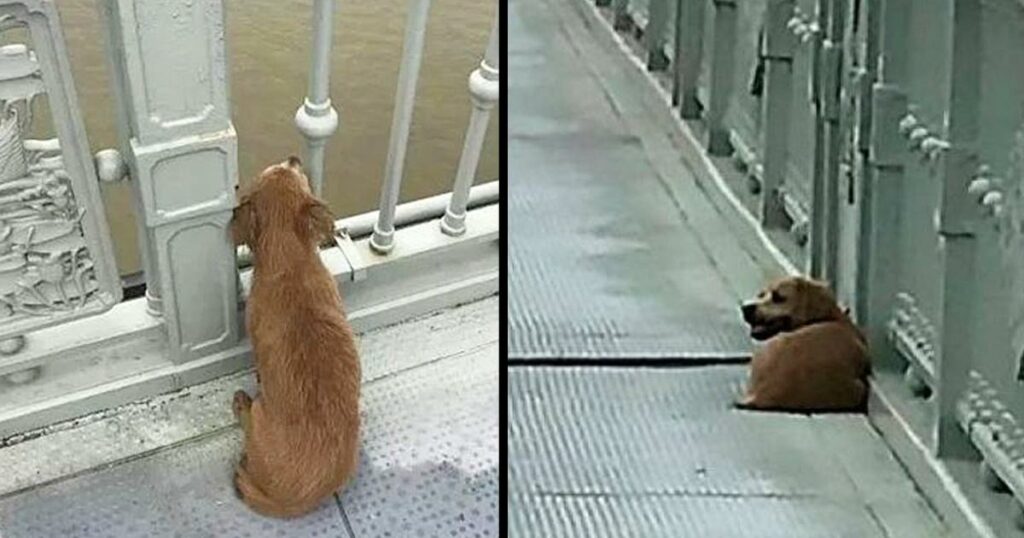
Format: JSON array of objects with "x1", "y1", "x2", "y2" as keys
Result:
[
  {"x1": 230, "y1": 156, "x2": 361, "y2": 518},
  {"x1": 736, "y1": 276, "x2": 869, "y2": 412}
]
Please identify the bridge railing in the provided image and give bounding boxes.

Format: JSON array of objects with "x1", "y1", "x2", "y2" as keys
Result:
[
  {"x1": 589, "y1": 0, "x2": 1024, "y2": 532},
  {"x1": 0, "y1": 0, "x2": 499, "y2": 439}
]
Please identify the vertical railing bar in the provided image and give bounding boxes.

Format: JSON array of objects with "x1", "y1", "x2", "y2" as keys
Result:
[
  {"x1": 613, "y1": 0, "x2": 631, "y2": 31},
  {"x1": 862, "y1": 0, "x2": 908, "y2": 372},
  {"x1": 646, "y1": 0, "x2": 670, "y2": 70},
  {"x1": 853, "y1": 0, "x2": 881, "y2": 327},
  {"x1": 822, "y1": 0, "x2": 846, "y2": 286},
  {"x1": 97, "y1": 0, "x2": 162, "y2": 316},
  {"x1": 441, "y1": 11, "x2": 499, "y2": 237},
  {"x1": 370, "y1": 0, "x2": 432, "y2": 254},
  {"x1": 759, "y1": 0, "x2": 796, "y2": 228},
  {"x1": 707, "y1": 0, "x2": 738, "y2": 156},
  {"x1": 934, "y1": 0, "x2": 982, "y2": 459},
  {"x1": 676, "y1": 0, "x2": 706, "y2": 119},
  {"x1": 808, "y1": 0, "x2": 830, "y2": 278},
  {"x1": 671, "y1": 0, "x2": 684, "y2": 106},
  {"x1": 295, "y1": 0, "x2": 340, "y2": 197}
]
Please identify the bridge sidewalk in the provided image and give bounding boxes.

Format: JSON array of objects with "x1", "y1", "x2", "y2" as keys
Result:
[
  {"x1": 0, "y1": 298, "x2": 498, "y2": 537},
  {"x1": 508, "y1": 0, "x2": 949, "y2": 535}
]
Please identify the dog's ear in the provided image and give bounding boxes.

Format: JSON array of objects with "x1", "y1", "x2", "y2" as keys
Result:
[
  {"x1": 301, "y1": 197, "x2": 335, "y2": 245},
  {"x1": 230, "y1": 195, "x2": 258, "y2": 247}
]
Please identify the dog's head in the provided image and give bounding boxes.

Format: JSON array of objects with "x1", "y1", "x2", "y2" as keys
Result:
[
  {"x1": 740, "y1": 276, "x2": 843, "y2": 340},
  {"x1": 230, "y1": 156, "x2": 334, "y2": 249}
]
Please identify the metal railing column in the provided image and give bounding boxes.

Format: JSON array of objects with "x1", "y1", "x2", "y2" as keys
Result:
[
  {"x1": 295, "y1": 0, "x2": 340, "y2": 197},
  {"x1": 646, "y1": 0, "x2": 670, "y2": 70},
  {"x1": 759, "y1": 0, "x2": 796, "y2": 228},
  {"x1": 101, "y1": 0, "x2": 240, "y2": 362},
  {"x1": 820, "y1": 0, "x2": 846, "y2": 286},
  {"x1": 371, "y1": 0, "x2": 432, "y2": 254},
  {"x1": 707, "y1": 0, "x2": 738, "y2": 156},
  {"x1": 860, "y1": 0, "x2": 908, "y2": 371},
  {"x1": 934, "y1": 0, "x2": 982, "y2": 459},
  {"x1": 441, "y1": 13, "x2": 499, "y2": 237},
  {"x1": 673, "y1": 0, "x2": 706, "y2": 118}
]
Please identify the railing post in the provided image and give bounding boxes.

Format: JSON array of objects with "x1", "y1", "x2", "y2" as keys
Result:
[
  {"x1": 673, "y1": 0, "x2": 706, "y2": 118},
  {"x1": 370, "y1": 0, "x2": 432, "y2": 254},
  {"x1": 759, "y1": 0, "x2": 796, "y2": 228},
  {"x1": 707, "y1": 0, "x2": 737, "y2": 156},
  {"x1": 934, "y1": 0, "x2": 981, "y2": 459},
  {"x1": 820, "y1": 0, "x2": 846, "y2": 286},
  {"x1": 859, "y1": 0, "x2": 909, "y2": 361},
  {"x1": 295, "y1": 0, "x2": 339, "y2": 197},
  {"x1": 853, "y1": 0, "x2": 881, "y2": 324},
  {"x1": 101, "y1": 0, "x2": 240, "y2": 362},
  {"x1": 441, "y1": 13, "x2": 499, "y2": 237},
  {"x1": 646, "y1": 0, "x2": 670, "y2": 70},
  {"x1": 808, "y1": 0, "x2": 830, "y2": 278},
  {"x1": 612, "y1": 0, "x2": 631, "y2": 31}
]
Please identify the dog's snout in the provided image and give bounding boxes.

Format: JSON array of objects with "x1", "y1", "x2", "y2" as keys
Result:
[
  {"x1": 286, "y1": 155, "x2": 302, "y2": 168},
  {"x1": 741, "y1": 302, "x2": 757, "y2": 322}
]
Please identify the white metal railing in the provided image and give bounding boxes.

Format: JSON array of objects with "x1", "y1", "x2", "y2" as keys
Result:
[
  {"x1": 294, "y1": 0, "x2": 339, "y2": 196},
  {"x1": 0, "y1": 0, "x2": 500, "y2": 439},
  {"x1": 370, "y1": 0, "x2": 434, "y2": 254},
  {"x1": 442, "y1": 13, "x2": 499, "y2": 237}
]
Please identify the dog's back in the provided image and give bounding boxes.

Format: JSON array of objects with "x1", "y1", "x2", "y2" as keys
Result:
[
  {"x1": 740, "y1": 318, "x2": 868, "y2": 412},
  {"x1": 238, "y1": 260, "x2": 361, "y2": 517},
  {"x1": 737, "y1": 276, "x2": 870, "y2": 413}
]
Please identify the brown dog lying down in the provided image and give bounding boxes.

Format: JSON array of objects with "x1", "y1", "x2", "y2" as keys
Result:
[
  {"x1": 230, "y1": 157, "x2": 361, "y2": 518},
  {"x1": 736, "y1": 276, "x2": 869, "y2": 412}
]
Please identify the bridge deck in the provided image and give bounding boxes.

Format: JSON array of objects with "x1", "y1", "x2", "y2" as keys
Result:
[
  {"x1": 0, "y1": 298, "x2": 497, "y2": 538},
  {"x1": 508, "y1": 0, "x2": 948, "y2": 535}
]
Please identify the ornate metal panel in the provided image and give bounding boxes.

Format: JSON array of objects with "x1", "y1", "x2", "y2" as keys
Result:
[{"x1": 0, "y1": 0, "x2": 121, "y2": 342}]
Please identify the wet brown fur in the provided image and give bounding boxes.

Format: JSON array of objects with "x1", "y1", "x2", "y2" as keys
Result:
[
  {"x1": 229, "y1": 157, "x2": 361, "y2": 518},
  {"x1": 736, "y1": 276, "x2": 870, "y2": 413}
]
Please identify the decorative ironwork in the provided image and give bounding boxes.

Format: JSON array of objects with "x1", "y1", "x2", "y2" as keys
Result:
[
  {"x1": 958, "y1": 370, "x2": 1024, "y2": 522},
  {"x1": 0, "y1": 2, "x2": 121, "y2": 368},
  {"x1": 898, "y1": 111, "x2": 950, "y2": 165}
]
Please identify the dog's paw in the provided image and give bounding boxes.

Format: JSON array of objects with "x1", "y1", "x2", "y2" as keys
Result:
[
  {"x1": 733, "y1": 395, "x2": 756, "y2": 410},
  {"x1": 233, "y1": 471, "x2": 245, "y2": 500},
  {"x1": 233, "y1": 390, "x2": 252, "y2": 417}
]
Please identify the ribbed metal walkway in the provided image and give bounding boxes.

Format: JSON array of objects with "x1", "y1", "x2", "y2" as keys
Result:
[
  {"x1": 508, "y1": 0, "x2": 760, "y2": 360},
  {"x1": 507, "y1": 0, "x2": 949, "y2": 534}
]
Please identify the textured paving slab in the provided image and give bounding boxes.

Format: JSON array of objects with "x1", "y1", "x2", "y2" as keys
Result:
[
  {"x1": 0, "y1": 298, "x2": 497, "y2": 537},
  {"x1": 340, "y1": 342, "x2": 497, "y2": 538},
  {"x1": 508, "y1": 0, "x2": 753, "y2": 360},
  {"x1": 0, "y1": 298, "x2": 495, "y2": 497},
  {"x1": 0, "y1": 429, "x2": 347, "y2": 538},
  {"x1": 508, "y1": 366, "x2": 950, "y2": 537}
]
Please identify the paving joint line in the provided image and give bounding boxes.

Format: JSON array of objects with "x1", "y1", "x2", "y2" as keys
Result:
[
  {"x1": 526, "y1": 489, "x2": 817, "y2": 501},
  {"x1": 506, "y1": 356, "x2": 752, "y2": 368}
]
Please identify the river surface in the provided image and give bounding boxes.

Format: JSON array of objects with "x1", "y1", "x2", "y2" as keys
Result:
[{"x1": 54, "y1": 0, "x2": 499, "y2": 273}]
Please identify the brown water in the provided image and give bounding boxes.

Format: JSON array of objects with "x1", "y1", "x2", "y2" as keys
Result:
[{"x1": 57, "y1": 0, "x2": 499, "y2": 274}]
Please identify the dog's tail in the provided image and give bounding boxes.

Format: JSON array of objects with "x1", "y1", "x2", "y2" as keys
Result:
[{"x1": 234, "y1": 466, "x2": 313, "y2": 519}]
